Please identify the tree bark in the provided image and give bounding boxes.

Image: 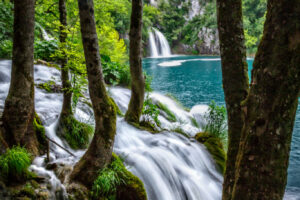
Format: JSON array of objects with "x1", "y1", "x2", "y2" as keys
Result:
[
  {"x1": 69, "y1": 0, "x2": 117, "y2": 188},
  {"x1": 125, "y1": 0, "x2": 145, "y2": 123},
  {"x1": 1, "y1": 0, "x2": 39, "y2": 155},
  {"x1": 59, "y1": 0, "x2": 72, "y2": 117},
  {"x1": 231, "y1": 1, "x2": 300, "y2": 199},
  {"x1": 216, "y1": 1, "x2": 249, "y2": 199}
]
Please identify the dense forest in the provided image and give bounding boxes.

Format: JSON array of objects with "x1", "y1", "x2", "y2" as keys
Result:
[{"x1": 0, "y1": 0, "x2": 299, "y2": 200}]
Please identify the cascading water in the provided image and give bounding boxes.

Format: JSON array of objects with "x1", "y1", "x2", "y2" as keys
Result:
[
  {"x1": 0, "y1": 60, "x2": 223, "y2": 199},
  {"x1": 149, "y1": 28, "x2": 172, "y2": 57}
]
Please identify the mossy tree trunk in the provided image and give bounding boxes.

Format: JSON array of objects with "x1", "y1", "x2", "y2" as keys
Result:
[
  {"x1": 1, "y1": 0, "x2": 39, "y2": 155},
  {"x1": 125, "y1": 0, "x2": 145, "y2": 124},
  {"x1": 216, "y1": 1, "x2": 249, "y2": 199},
  {"x1": 59, "y1": 0, "x2": 72, "y2": 118},
  {"x1": 69, "y1": 0, "x2": 117, "y2": 188},
  {"x1": 231, "y1": 1, "x2": 300, "y2": 199}
]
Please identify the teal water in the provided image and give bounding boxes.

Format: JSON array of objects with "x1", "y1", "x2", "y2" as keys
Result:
[{"x1": 143, "y1": 55, "x2": 300, "y2": 196}]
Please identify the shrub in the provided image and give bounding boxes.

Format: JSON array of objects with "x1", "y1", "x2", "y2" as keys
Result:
[
  {"x1": 101, "y1": 54, "x2": 131, "y2": 87},
  {"x1": 142, "y1": 95, "x2": 160, "y2": 126},
  {"x1": 34, "y1": 39, "x2": 58, "y2": 62},
  {"x1": 203, "y1": 101, "x2": 227, "y2": 138},
  {"x1": 0, "y1": 40, "x2": 12, "y2": 58},
  {"x1": 0, "y1": 146, "x2": 32, "y2": 182}
]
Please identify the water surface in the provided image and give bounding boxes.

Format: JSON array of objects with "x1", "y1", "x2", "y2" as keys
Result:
[{"x1": 143, "y1": 55, "x2": 300, "y2": 198}]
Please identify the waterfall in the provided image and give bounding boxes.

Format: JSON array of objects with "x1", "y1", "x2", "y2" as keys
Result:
[{"x1": 149, "y1": 28, "x2": 172, "y2": 57}]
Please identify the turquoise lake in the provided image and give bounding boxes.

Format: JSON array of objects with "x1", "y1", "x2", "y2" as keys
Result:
[{"x1": 143, "y1": 55, "x2": 300, "y2": 195}]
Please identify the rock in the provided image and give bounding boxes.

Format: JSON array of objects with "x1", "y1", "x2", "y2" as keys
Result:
[
  {"x1": 195, "y1": 132, "x2": 226, "y2": 174},
  {"x1": 67, "y1": 183, "x2": 89, "y2": 200}
]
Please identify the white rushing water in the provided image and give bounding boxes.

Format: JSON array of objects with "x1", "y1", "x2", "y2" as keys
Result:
[
  {"x1": 0, "y1": 60, "x2": 297, "y2": 199},
  {"x1": 149, "y1": 28, "x2": 172, "y2": 58},
  {"x1": 0, "y1": 60, "x2": 223, "y2": 199}
]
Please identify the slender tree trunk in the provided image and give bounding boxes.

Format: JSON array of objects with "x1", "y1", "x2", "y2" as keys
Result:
[
  {"x1": 231, "y1": 1, "x2": 300, "y2": 199},
  {"x1": 216, "y1": 1, "x2": 249, "y2": 199},
  {"x1": 69, "y1": 0, "x2": 117, "y2": 188},
  {"x1": 125, "y1": 0, "x2": 145, "y2": 123},
  {"x1": 1, "y1": 0, "x2": 39, "y2": 155},
  {"x1": 59, "y1": 0, "x2": 72, "y2": 117}
]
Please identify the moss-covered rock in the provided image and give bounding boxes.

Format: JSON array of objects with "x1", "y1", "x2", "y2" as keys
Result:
[
  {"x1": 195, "y1": 132, "x2": 226, "y2": 174},
  {"x1": 56, "y1": 115, "x2": 94, "y2": 150},
  {"x1": 91, "y1": 153, "x2": 147, "y2": 200}
]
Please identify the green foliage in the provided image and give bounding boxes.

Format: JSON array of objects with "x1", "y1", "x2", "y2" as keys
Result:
[
  {"x1": 203, "y1": 101, "x2": 227, "y2": 138},
  {"x1": 60, "y1": 116, "x2": 94, "y2": 149},
  {"x1": 0, "y1": 146, "x2": 32, "y2": 181},
  {"x1": 91, "y1": 153, "x2": 147, "y2": 200},
  {"x1": 91, "y1": 153, "x2": 126, "y2": 199},
  {"x1": 0, "y1": 39, "x2": 12, "y2": 58},
  {"x1": 101, "y1": 55, "x2": 131, "y2": 87},
  {"x1": 144, "y1": 72, "x2": 153, "y2": 92},
  {"x1": 0, "y1": 2, "x2": 13, "y2": 58},
  {"x1": 34, "y1": 39, "x2": 59, "y2": 62},
  {"x1": 157, "y1": 102, "x2": 177, "y2": 122},
  {"x1": 243, "y1": 0, "x2": 267, "y2": 53},
  {"x1": 142, "y1": 4, "x2": 162, "y2": 43},
  {"x1": 142, "y1": 95, "x2": 160, "y2": 126}
]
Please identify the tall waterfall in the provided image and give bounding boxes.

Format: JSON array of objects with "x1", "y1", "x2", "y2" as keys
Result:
[{"x1": 149, "y1": 28, "x2": 172, "y2": 57}]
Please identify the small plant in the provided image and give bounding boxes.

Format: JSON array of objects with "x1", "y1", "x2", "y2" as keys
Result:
[
  {"x1": 37, "y1": 80, "x2": 61, "y2": 93},
  {"x1": 91, "y1": 154, "x2": 126, "y2": 198},
  {"x1": 0, "y1": 146, "x2": 32, "y2": 181},
  {"x1": 203, "y1": 101, "x2": 227, "y2": 138},
  {"x1": 142, "y1": 95, "x2": 160, "y2": 126}
]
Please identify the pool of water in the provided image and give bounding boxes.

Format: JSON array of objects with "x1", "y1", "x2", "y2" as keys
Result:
[{"x1": 143, "y1": 55, "x2": 300, "y2": 197}]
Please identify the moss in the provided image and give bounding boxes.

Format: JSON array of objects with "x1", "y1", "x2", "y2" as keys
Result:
[
  {"x1": 110, "y1": 97, "x2": 123, "y2": 116},
  {"x1": 195, "y1": 132, "x2": 226, "y2": 174},
  {"x1": 57, "y1": 115, "x2": 94, "y2": 149},
  {"x1": 0, "y1": 146, "x2": 32, "y2": 183},
  {"x1": 33, "y1": 113, "x2": 47, "y2": 152},
  {"x1": 171, "y1": 127, "x2": 190, "y2": 138},
  {"x1": 91, "y1": 153, "x2": 147, "y2": 200},
  {"x1": 133, "y1": 120, "x2": 159, "y2": 134},
  {"x1": 36, "y1": 80, "x2": 62, "y2": 93},
  {"x1": 165, "y1": 93, "x2": 190, "y2": 112},
  {"x1": 156, "y1": 102, "x2": 177, "y2": 122}
]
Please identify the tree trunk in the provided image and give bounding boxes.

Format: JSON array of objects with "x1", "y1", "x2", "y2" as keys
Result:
[
  {"x1": 69, "y1": 0, "x2": 117, "y2": 188},
  {"x1": 125, "y1": 0, "x2": 145, "y2": 123},
  {"x1": 216, "y1": 1, "x2": 249, "y2": 199},
  {"x1": 1, "y1": 0, "x2": 39, "y2": 155},
  {"x1": 231, "y1": 1, "x2": 300, "y2": 199},
  {"x1": 59, "y1": 0, "x2": 72, "y2": 117}
]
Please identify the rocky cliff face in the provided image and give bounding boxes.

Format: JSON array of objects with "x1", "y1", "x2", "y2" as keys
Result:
[{"x1": 149, "y1": 0, "x2": 220, "y2": 55}]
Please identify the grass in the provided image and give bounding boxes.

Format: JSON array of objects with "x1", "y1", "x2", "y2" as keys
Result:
[
  {"x1": 157, "y1": 102, "x2": 177, "y2": 122},
  {"x1": 59, "y1": 116, "x2": 94, "y2": 149},
  {"x1": 0, "y1": 146, "x2": 32, "y2": 182},
  {"x1": 91, "y1": 153, "x2": 147, "y2": 200}
]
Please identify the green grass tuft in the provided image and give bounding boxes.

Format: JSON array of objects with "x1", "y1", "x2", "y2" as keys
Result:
[
  {"x1": 91, "y1": 153, "x2": 147, "y2": 200},
  {"x1": 157, "y1": 102, "x2": 177, "y2": 122},
  {"x1": 0, "y1": 146, "x2": 32, "y2": 182}
]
